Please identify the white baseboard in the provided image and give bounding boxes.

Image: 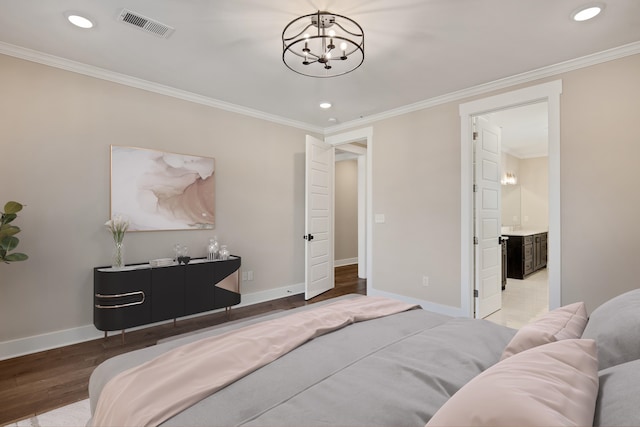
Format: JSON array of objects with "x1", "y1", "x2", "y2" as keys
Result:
[
  {"x1": 238, "y1": 282, "x2": 305, "y2": 306},
  {"x1": 367, "y1": 287, "x2": 468, "y2": 318},
  {"x1": 0, "y1": 324, "x2": 103, "y2": 361},
  {"x1": 335, "y1": 257, "x2": 357, "y2": 267},
  {"x1": 0, "y1": 282, "x2": 305, "y2": 361}
]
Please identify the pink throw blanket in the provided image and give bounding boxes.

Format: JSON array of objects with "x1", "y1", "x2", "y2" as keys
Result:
[{"x1": 92, "y1": 296, "x2": 418, "y2": 427}]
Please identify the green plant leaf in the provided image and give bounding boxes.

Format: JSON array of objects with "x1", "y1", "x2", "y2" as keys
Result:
[
  {"x1": 0, "y1": 225, "x2": 20, "y2": 239},
  {"x1": 1, "y1": 213, "x2": 17, "y2": 225},
  {"x1": 3, "y1": 201, "x2": 23, "y2": 214},
  {"x1": 4, "y1": 252, "x2": 28, "y2": 262},
  {"x1": 0, "y1": 235, "x2": 19, "y2": 252}
]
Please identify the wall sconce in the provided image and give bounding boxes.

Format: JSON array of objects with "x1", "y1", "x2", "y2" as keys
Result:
[{"x1": 501, "y1": 171, "x2": 518, "y2": 185}]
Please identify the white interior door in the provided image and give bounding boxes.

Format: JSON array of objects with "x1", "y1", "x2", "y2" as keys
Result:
[
  {"x1": 305, "y1": 135, "x2": 335, "y2": 300},
  {"x1": 474, "y1": 118, "x2": 502, "y2": 318}
]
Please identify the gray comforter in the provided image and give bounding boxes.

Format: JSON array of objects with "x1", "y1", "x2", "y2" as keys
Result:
[{"x1": 89, "y1": 297, "x2": 515, "y2": 426}]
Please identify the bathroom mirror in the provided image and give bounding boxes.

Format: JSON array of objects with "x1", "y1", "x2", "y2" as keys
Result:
[{"x1": 501, "y1": 184, "x2": 521, "y2": 227}]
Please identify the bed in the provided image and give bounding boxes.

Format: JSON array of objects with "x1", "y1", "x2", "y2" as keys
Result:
[{"x1": 88, "y1": 291, "x2": 640, "y2": 426}]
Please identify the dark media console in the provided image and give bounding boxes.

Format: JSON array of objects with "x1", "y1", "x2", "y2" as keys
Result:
[{"x1": 93, "y1": 256, "x2": 241, "y2": 339}]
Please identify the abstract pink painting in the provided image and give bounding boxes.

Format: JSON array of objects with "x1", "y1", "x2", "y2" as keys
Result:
[{"x1": 110, "y1": 146, "x2": 215, "y2": 231}]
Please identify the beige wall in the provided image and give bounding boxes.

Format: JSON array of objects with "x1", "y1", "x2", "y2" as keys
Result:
[
  {"x1": 366, "y1": 53, "x2": 640, "y2": 314},
  {"x1": 2, "y1": 51, "x2": 639, "y2": 353},
  {"x1": 520, "y1": 156, "x2": 548, "y2": 230},
  {"x1": 370, "y1": 104, "x2": 462, "y2": 308},
  {"x1": 334, "y1": 159, "x2": 358, "y2": 263},
  {"x1": 0, "y1": 54, "x2": 310, "y2": 343},
  {"x1": 559, "y1": 54, "x2": 640, "y2": 312}
]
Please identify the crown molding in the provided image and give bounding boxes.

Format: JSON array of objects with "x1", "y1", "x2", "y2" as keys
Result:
[
  {"x1": 0, "y1": 42, "x2": 323, "y2": 134},
  {"x1": 326, "y1": 41, "x2": 640, "y2": 134},
  {"x1": 1, "y1": 40, "x2": 639, "y2": 136}
]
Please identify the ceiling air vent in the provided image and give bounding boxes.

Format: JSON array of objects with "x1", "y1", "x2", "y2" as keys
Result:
[{"x1": 118, "y1": 8, "x2": 174, "y2": 38}]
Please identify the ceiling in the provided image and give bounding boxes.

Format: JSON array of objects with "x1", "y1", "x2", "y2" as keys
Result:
[
  {"x1": 487, "y1": 103, "x2": 549, "y2": 159},
  {"x1": 0, "y1": 0, "x2": 639, "y2": 131}
]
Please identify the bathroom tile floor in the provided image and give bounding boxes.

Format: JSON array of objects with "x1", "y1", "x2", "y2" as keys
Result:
[{"x1": 485, "y1": 268, "x2": 549, "y2": 329}]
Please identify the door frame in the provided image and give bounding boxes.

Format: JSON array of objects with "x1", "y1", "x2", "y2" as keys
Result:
[
  {"x1": 459, "y1": 80, "x2": 562, "y2": 317},
  {"x1": 326, "y1": 127, "x2": 373, "y2": 289}
]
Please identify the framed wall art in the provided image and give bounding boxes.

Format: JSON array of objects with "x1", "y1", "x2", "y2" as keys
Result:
[{"x1": 110, "y1": 145, "x2": 215, "y2": 231}]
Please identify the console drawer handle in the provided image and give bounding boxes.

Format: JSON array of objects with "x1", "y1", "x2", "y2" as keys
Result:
[{"x1": 95, "y1": 291, "x2": 145, "y2": 309}]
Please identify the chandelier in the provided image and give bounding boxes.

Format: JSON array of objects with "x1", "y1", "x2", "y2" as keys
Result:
[{"x1": 282, "y1": 11, "x2": 364, "y2": 78}]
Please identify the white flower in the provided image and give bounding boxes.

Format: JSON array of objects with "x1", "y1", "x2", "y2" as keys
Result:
[{"x1": 105, "y1": 215, "x2": 129, "y2": 243}]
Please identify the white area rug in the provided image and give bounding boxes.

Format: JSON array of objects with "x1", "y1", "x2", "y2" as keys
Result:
[{"x1": 4, "y1": 399, "x2": 90, "y2": 427}]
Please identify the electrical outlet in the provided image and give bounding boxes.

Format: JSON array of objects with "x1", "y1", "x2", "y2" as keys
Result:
[
  {"x1": 422, "y1": 276, "x2": 429, "y2": 287},
  {"x1": 247, "y1": 270, "x2": 254, "y2": 281},
  {"x1": 242, "y1": 271, "x2": 248, "y2": 281}
]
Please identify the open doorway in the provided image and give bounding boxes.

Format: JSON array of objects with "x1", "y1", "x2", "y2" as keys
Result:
[
  {"x1": 481, "y1": 102, "x2": 550, "y2": 328},
  {"x1": 459, "y1": 80, "x2": 562, "y2": 319},
  {"x1": 304, "y1": 128, "x2": 372, "y2": 300},
  {"x1": 335, "y1": 143, "x2": 366, "y2": 279},
  {"x1": 335, "y1": 152, "x2": 359, "y2": 267}
]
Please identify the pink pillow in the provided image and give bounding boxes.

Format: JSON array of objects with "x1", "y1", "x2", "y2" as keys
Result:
[
  {"x1": 427, "y1": 339, "x2": 599, "y2": 427},
  {"x1": 500, "y1": 301, "x2": 587, "y2": 360}
]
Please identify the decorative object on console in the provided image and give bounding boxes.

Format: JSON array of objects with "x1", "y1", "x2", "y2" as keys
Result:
[
  {"x1": 0, "y1": 201, "x2": 28, "y2": 263},
  {"x1": 104, "y1": 215, "x2": 129, "y2": 269},
  {"x1": 174, "y1": 244, "x2": 189, "y2": 264},
  {"x1": 173, "y1": 243, "x2": 183, "y2": 263},
  {"x1": 282, "y1": 10, "x2": 364, "y2": 78},
  {"x1": 207, "y1": 236, "x2": 219, "y2": 260},
  {"x1": 219, "y1": 245, "x2": 230, "y2": 260},
  {"x1": 110, "y1": 145, "x2": 215, "y2": 231},
  {"x1": 149, "y1": 258, "x2": 174, "y2": 267}
]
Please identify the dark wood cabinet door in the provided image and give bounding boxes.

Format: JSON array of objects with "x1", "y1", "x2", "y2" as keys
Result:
[
  {"x1": 94, "y1": 268, "x2": 152, "y2": 331},
  {"x1": 184, "y1": 262, "x2": 216, "y2": 316},
  {"x1": 151, "y1": 265, "x2": 185, "y2": 322},
  {"x1": 505, "y1": 233, "x2": 547, "y2": 279}
]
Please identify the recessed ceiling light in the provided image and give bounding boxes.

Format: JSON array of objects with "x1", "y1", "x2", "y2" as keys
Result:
[
  {"x1": 319, "y1": 102, "x2": 332, "y2": 109},
  {"x1": 66, "y1": 13, "x2": 94, "y2": 29},
  {"x1": 571, "y1": 4, "x2": 603, "y2": 22}
]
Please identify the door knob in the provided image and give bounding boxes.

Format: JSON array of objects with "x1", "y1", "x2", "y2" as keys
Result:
[{"x1": 303, "y1": 234, "x2": 314, "y2": 241}]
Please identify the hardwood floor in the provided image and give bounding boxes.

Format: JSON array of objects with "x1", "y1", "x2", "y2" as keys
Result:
[{"x1": 0, "y1": 265, "x2": 365, "y2": 425}]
